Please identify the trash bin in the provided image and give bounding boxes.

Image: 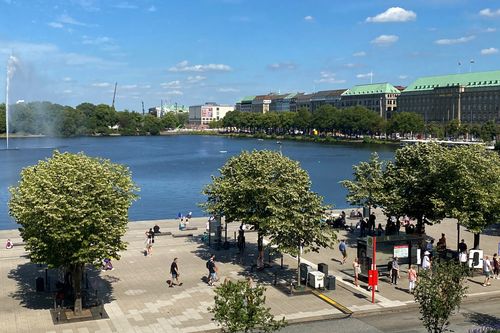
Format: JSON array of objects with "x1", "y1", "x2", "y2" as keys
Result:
[
  {"x1": 300, "y1": 263, "x2": 312, "y2": 283},
  {"x1": 325, "y1": 275, "x2": 336, "y2": 290},
  {"x1": 308, "y1": 271, "x2": 325, "y2": 289},
  {"x1": 35, "y1": 277, "x2": 44, "y2": 292},
  {"x1": 318, "y1": 263, "x2": 328, "y2": 275},
  {"x1": 363, "y1": 207, "x2": 370, "y2": 218}
]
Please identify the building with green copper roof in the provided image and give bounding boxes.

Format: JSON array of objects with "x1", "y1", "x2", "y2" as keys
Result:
[
  {"x1": 340, "y1": 82, "x2": 400, "y2": 119},
  {"x1": 399, "y1": 70, "x2": 500, "y2": 123}
]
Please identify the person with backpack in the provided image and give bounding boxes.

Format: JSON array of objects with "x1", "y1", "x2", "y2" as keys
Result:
[{"x1": 207, "y1": 255, "x2": 218, "y2": 286}]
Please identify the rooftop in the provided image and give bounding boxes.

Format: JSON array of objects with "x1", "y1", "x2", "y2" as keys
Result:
[
  {"x1": 403, "y1": 70, "x2": 500, "y2": 92},
  {"x1": 342, "y1": 83, "x2": 400, "y2": 96}
]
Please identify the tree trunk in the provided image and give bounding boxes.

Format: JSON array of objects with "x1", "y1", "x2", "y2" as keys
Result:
[
  {"x1": 296, "y1": 245, "x2": 301, "y2": 288},
  {"x1": 473, "y1": 233, "x2": 480, "y2": 250},
  {"x1": 71, "y1": 263, "x2": 84, "y2": 315},
  {"x1": 416, "y1": 216, "x2": 424, "y2": 234}
]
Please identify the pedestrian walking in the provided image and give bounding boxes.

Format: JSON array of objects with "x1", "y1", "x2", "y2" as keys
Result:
[
  {"x1": 408, "y1": 265, "x2": 417, "y2": 293},
  {"x1": 422, "y1": 251, "x2": 431, "y2": 270},
  {"x1": 339, "y1": 240, "x2": 347, "y2": 264},
  {"x1": 493, "y1": 253, "x2": 499, "y2": 279},
  {"x1": 483, "y1": 255, "x2": 493, "y2": 286},
  {"x1": 207, "y1": 255, "x2": 218, "y2": 286},
  {"x1": 145, "y1": 229, "x2": 153, "y2": 256},
  {"x1": 390, "y1": 257, "x2": 400, "y2": 285},
  {"x1": 168, "y1": 258, "x2": 182, "y2": 287},
  {"x1": 353, "y1": 258, "x2": 361, "y2": 287}
]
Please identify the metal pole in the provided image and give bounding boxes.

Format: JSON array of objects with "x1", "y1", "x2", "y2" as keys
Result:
[{"x1": 372, "y1": 237, "x2": 376, "y2": 304}]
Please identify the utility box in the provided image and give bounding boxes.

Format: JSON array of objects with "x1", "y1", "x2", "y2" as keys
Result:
[
  {"x1": 325, "y1": 275, "x2": 336, "y2": 290},
  {"x1": 318, "y1": 263, "x2": 328, "y2": 275},
  {"x1": 308, "y1": 271, "x2": 325, "y2": 289},
  {"x1": 300, "y1": 263, "x2": 312, "y2": 283}
]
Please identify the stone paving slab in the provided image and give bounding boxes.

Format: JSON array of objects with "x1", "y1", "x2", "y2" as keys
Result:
[{"x1": 1, "y1": 212, "x2": 500, "y2": 332}]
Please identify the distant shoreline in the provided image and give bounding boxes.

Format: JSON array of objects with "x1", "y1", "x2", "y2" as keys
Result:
[{"x1": 0, "y1": 130, "x2": 401, "y2": 146}]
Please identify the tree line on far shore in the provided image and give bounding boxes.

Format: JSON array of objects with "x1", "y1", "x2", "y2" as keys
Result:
[
  {"x1": 0, "y1": 102, "x2": 188, "y2": 137},
  {"x1": 1, "y1": 102, "x2": 498, "y2": 142},
  {"x1": 216, "y1": 106, "x2": 499, "y2": 142}
]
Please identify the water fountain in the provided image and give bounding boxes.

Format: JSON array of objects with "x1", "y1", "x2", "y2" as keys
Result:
[{"x1": 5, "y1": 55, "x2": 18, "y2": 150}]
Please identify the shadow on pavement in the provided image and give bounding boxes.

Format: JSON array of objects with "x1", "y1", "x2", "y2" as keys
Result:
[
  {"x1": 464, "y1": 312, "x2": 500, "y2": 329},
  {"x1": 8, "y1": 262, "x2": 115, "y2": 310}
]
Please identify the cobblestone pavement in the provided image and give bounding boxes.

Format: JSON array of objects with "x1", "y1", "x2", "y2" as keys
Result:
[{"x1": 1, "y1": 210, "x2": 499, "y2": 333}]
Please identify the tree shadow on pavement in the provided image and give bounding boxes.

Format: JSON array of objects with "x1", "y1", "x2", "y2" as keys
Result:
[
  {"x1": 191, "y1": 239, "x2": 296, "y2": 286},
  {"x1": 8, "y1": 262, "x2": 115, "y2": 310},
  {"x1": 464, "y1": 312, "x2": 500, "y2": 330}
]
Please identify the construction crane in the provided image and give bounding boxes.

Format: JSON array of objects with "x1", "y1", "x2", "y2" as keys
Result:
[{"x1": 111, "y1": 82, "x2": 117, "y2": 109}]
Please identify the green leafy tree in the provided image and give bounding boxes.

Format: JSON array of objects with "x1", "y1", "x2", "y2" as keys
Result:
[
  {"x1": 382, "y1": 143, "x2": 447, "y2": 233},
  {"x1": 143, "y1": 114, "x2": 163, "y2": 135},
  {"x1": 9, "y1": 151, "x2": 138, "y2": 314},
  {"x1": 0, "y1": 103, "x2": 5, "y2": 134},
  {"x1": 203, "y1": 150, "x2": 335, "y2": 284},
  {"x1": 387, "y1": 112, "x2": 425, "y2": 137},
  {"x1": 341, "y1": 153, "x2": 386, "y2": 215},
  {"x1": 480, "y1": 121, "x2": 498, "y2": 142},
  {"x1": 413, "y1": 261, "x2": 468, "y2": 333},
  {"x1": 210, "y1": 280, "x2": 286, "y2": 333},
  {"x1": 436, "y1": 145, "x2": 500, "y2": 249}
]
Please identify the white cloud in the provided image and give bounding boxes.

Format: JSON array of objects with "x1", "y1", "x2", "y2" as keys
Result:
[
  {"x1": 366, "y1": 7, "x2": 416, "y2": 23},
  {"x1": 166, "y1": 90, "x2": 183, "y2": 96},
  {"x1": 314, "y1": 71, "x2": 346, "y2": 84},
  {"x1": 435, "y1": 35, "x2": 475, "y2": 45},
  {"x1": 399, "y1": 75, "x2": 408, "y2": 80},
  {"x1": 148, "y1": 5, "x2": 156, "y2": 12},
  {"x1": 121, "y1": 84, "x2": 138, "y2": 89},
  {"x1": 63, "y1": 89, "x2": 73, "y2": 94},
  {"x1": 113, "y1": 2, "x2": 137, "y2": 9},
  {"x1": 353, "y1": 51, "x2": 366, "y2": 57},
  {"x1": 63, "y1": 77, "x2": 73, "y2": 82},
  {"x1": 161, "y1": 80, "x2": 182, "y2": 89},
  {"x1": 187, "y1": 75, "x2": 206, "y2": 83},
  {"x1": 217, "y1": 87, "x2": 239, "y2": 92},
  {"x1": 356, "y1": 72, "x2": 373, "y2": 79},
  {"x1": 48, "y1": 22, "x2": 64, "y2": 29},
  {"x1": 82, "y1": 36, "x2": 113, "y2": 45},
  {"x1": 479, "y1": 8, "x2": 500, "y2": 17},
  {"x1": 304, "y1": 15, "x2": 314, "y2": 22},
  {"x1": 485, "y1": 27, "x2": 497, "y2": 33},
  {"x1": 58, "y1": 14, "x2": 88, "y2": 26},
  {"x1": 371, "y1": 34, "x2": 399, "y2": 45},
  {"x1": 481, "y1": 47, "x2": 499, "y2": 55},
  {"x1": 92, "y1": 82, "x2": 111, "y2": 87},
  {"x1": 267, "y1": 62, "x2": 297, "y2": 70},
  {"x1": 168, "y1": 60, "x2": 232, "y2": 72}
]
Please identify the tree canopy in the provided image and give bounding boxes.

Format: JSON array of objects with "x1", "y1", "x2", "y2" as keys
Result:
[
  {"x1": 210, "y1": 280, "x2": 286, "y2": 333},
  {"x1": 203, "y1": 150, "x2": 336, "y2": 283},
  {"x1": 413, "y1": 261, "x2": 468, "y2": 333},
  {"x1": 9, "y1": 151, "x2": 138, "y2": 312}
]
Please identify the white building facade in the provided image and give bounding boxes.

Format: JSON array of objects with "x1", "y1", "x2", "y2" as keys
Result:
[{"x1": 189, "y1": 103, "x2": 234, "y2": 125}]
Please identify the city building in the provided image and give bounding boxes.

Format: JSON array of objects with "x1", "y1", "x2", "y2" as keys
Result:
[
  {"x1": 398, "y1": 70, "x2": 500, "y2": 124},
  {"x1": 235, "y1": 96, "x2": 255, "y2": 112},
  {"x1": 340, "y1": 83, "x2": 401, "y2": 119},
  {"x1": 149, "y1": 103, "x2": 188, "y2": 117},
  {"x1": 188, "y1": 103, "x2": 234, "y2": 125},
  {"x1": 310, "y1": 89, "x2": 347, "y2": 112}
]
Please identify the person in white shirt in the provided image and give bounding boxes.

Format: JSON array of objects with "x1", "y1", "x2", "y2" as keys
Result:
[
  {"x1": 422, "y1": 251, "x2": 431, "y2": 270},
  {"x1": 483, "y1": 255, "x2": 493, "y2": 286}
]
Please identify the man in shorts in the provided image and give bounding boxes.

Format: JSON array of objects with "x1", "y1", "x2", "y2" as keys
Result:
[
  {"x1": 339, "y1": 240, "x2": 347, "y2": 264},
  {"x1": 169, "y1": 258, "x2": 182, "y2": 287},
  {"x1": 207, "y1": 255, "x2": 218, "y2": 286}
]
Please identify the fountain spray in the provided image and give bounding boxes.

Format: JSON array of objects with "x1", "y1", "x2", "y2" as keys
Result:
[{"x1": 5, "y1": 55, "x2": 18, "y2": 149}]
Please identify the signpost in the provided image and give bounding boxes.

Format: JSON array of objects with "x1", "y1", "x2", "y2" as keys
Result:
[{"x1": 367, "y1": 236, "x2": 378, "y2": 304}]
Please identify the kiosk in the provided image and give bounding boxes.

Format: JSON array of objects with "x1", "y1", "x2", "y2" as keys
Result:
[{"x1": 357, "y1": 234, "x2": 425, "y2": 277}]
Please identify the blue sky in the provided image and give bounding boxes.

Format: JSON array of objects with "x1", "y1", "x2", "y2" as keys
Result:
[{"x1": 1, "y1": 0, "x2": 499, "y2": 111}]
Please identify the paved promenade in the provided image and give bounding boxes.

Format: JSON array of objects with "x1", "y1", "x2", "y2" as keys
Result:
[{"x1": 1, "y1": 210, "x2": 499, "y2": 333}]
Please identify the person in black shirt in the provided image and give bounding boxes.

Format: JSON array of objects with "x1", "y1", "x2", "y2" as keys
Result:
[{"x1": 168, "y1": 258, "x2": 182, "y2": 287}]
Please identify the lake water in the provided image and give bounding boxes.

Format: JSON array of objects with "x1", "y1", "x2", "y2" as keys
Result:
[{"x1": 0, "y1": 136, "x2": 396, "y2": 230}]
